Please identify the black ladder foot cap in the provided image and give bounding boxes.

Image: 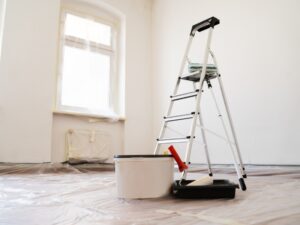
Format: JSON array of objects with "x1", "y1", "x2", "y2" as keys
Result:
[
  {"x1": 209, "y1": 173, "x2": 213, "y2": 177},
  {"x1": 239, "y1": 178, "x2": 247, "y2": 191},
  {"x1": 243, "y1": 174, "x2": 247, "y2": 178}
]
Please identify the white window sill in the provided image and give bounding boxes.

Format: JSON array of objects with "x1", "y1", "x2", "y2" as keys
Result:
[{"x1": 53, "y1": 109, "x2": 125, "y2": 122}]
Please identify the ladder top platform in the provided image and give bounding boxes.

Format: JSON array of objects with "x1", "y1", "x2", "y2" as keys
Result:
[{"x1": 181, "y1": 63, "x2": 218, "y2": 82}]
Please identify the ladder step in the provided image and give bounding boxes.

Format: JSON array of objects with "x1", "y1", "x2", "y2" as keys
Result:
[
  {"x1": 164, "y1": 112, "x2": 198, "y2": 122},
  {"x1": 157, "y1": 136, "x2": 195, "y2": 144},
  {"x1": 171, "y1": 90, "x2": 199, "y2": 101}
]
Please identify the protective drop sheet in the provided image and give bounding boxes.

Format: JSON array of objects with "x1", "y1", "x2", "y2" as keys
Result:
[{"x1": 0, "y1": 164, "x2": 299, "y2": 225}]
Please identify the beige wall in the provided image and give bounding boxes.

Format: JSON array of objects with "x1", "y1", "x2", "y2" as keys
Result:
[
  {"x1": 1, "y1": 0, "x2": 299, "y2": 164},
  {"x1": 0, "y1": 0, "x2": 60, "y2": 162},
  {"x1": 152, "y1": 0, "x2": 300, "y2": 164},
  {"x1": 0, "y1": 0, "x2": 153, "y2": 163},
  {"x1": 0, "y1": 0, "x2": 6, "y2": 59}
]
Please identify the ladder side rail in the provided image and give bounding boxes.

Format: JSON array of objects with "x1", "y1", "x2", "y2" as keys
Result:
[
  {"x1": 198, "y1": 106, "x2": 213, "y2": 176},
  {"x1": 192, "y1": 83, "x2": 213, "y2": 176},
  {"x1": 209, "y1": 87, "x2": 235, "y2": 150},
  {"x1": 154, "y1": 36, "x2": 194, "y2": 154},
  {"x1": 181, "y1": 78, "x2": 205, "y2": 180},
  {"x1": 209, "y1": 87, "x2": 246, "y2": 190},
  {"x1": 181, "y1": 27, "x2": 214, "y2": 180},
  {"x1": 217, "y1": 76, "x2": 247, "y2": 176},
  {"x1": 210, "y1": 50, "x2": 246, "y2": 176},
  {"x1": 170, "y1": 35, "x2": 194, "y2": 108},
  {"x1": 209, "y1": 87, "x2": 244, "y2": 181}
]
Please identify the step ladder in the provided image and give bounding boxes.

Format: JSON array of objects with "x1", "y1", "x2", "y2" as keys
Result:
[{"x1": 154, "y1": 17, "x2": 247, "y2": 191}]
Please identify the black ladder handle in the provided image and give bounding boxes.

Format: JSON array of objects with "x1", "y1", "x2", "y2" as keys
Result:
[{"x1": 190, "y1": 17, "x2": 220, "y2": 36}]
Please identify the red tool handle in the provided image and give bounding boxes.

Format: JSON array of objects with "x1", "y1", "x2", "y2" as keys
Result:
[{"x1": 168, "y1": 145, "x2": 188, "y2": 172}]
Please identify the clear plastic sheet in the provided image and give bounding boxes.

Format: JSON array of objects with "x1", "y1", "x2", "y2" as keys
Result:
[{"x1": 0, "y1": 164, "x2": 299, "y2": 225}]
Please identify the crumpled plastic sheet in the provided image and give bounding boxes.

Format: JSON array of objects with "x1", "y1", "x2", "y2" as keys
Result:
[{"x1": 0, "y1": 163, "x2": 299, "y2": 225}]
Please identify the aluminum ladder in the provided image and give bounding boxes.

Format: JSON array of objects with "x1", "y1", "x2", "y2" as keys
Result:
[{"x1": 154, "y1": 17, "x2": 247, "y2": 191}]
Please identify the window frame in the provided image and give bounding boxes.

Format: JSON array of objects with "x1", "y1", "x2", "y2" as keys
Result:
[{"x1": 55, "y1": 8, "x2": 119, "y2": 118}]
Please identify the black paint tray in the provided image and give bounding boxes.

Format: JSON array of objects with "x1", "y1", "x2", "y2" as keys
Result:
[{"x1": 172, "y1": 179, "x2": 239, "y2": 199}]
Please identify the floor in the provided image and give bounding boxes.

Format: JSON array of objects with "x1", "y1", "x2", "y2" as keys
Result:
[{"x1": 0, "y1": 164, "x2": 299, "y2": 225}]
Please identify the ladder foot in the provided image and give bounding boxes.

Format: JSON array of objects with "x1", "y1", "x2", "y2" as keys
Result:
[
  {"x1": 242, "y1": 167, "x2": 247, "y2": 178},
  {"x1": 209, "y1": 173, "x2": 213, "y2": 177},
  {"x1": 239, "y1": 178, "x2": 247, "y2": 191}
]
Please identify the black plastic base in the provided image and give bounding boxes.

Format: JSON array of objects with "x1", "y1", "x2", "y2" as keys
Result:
[
  {"x1": 172, "y1": 179, "x2": 238, "y2": 199},
  {"x1": 209, "y1": 173, "x2": 213, "y2": 177}
]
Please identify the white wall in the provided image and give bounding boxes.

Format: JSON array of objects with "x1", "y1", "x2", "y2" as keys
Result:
[
  {"x1": 152, "y1": 0, "x2": 300, "y2": 165},
  {"x1": 2, "y1": 0, "x2": 299, "y2": 165},
  {"x1": 0, "y1": 0, "x2": 153, "y2": 163},
  {"x1": 100, "y1": 0, "x2": 153, "y2": 155},
  {"x1": 0, "y1": 0, "x2": 60, "y2": 162},
  {"x1": 0, "y1": 0, "x2": 6, "y2": 59}
]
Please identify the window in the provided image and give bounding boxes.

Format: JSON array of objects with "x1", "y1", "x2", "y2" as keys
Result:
[{"x1": 56, "y1": 10, "x2": 120, "y2": 118}]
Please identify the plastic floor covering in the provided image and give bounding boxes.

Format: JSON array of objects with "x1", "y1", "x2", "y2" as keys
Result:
[{"x1": 0, "y1": 163, "x2": 299, "y2": 225}]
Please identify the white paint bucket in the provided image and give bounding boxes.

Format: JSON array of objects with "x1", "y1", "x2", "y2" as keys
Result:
[{"x1": 114, "y1": 155, "x2": 174, "y2": 199}]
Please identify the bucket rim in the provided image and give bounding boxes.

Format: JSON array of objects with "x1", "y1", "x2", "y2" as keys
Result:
[{"x1": 114, "y1": 154, "x2": 173, "y2": 158}]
